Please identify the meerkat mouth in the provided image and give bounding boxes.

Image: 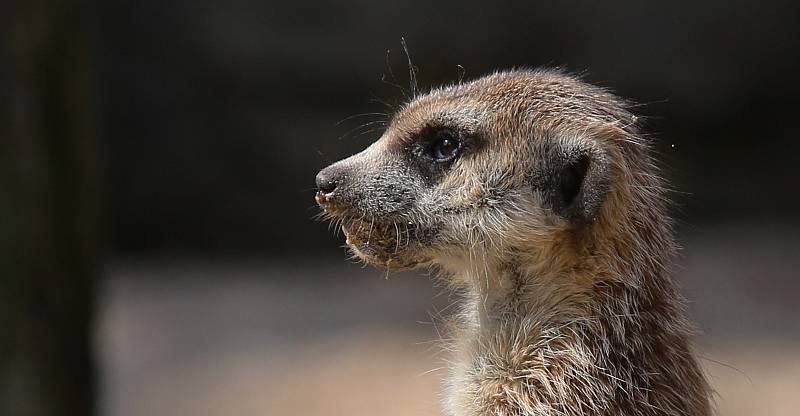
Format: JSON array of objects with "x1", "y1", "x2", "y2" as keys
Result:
[
  {"x1": 316, "y1": 197, "x2": 412, "y2": 250},
  {"x1": 335, "y1": 215, "x2": 428, "y2": 270},
  {"x1": 339, "y1": 216, "x2": 410, "y2": 253},
  {"x1": 316, "y1": 191, "x2": 430, "y2": 270}
]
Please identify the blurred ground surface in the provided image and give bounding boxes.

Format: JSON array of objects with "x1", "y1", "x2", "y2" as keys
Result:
[{"x1": 98, "y1": 222, "x2": 800, "y2": 416}]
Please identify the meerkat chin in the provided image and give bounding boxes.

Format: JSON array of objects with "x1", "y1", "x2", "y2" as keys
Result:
[{"x1": 315, "y1": 69, "x2": 711, "y2": 416}]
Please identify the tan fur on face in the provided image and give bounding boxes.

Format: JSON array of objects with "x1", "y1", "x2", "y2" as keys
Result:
[{"x1": 317, "y1": 69, "x2": 711, "y2": 416}]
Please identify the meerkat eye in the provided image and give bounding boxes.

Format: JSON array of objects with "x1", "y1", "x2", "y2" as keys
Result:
[{"x1": 428, "y1": 131, "x2": 461, "y2": 161}]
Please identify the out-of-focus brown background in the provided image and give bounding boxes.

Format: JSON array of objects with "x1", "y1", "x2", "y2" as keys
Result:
[{"x1": 2, "y1": 1, "x2": 799, "y2": 415}]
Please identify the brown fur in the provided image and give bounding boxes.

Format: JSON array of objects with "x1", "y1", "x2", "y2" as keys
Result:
[{"x1": 316, "y1": 69, "x2": 712, "y2": 416}]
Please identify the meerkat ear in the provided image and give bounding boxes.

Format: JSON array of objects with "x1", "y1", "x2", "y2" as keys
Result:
[
  {"x1": 552, "y1": 148, "x2": 610, "y2": 223},
  {"x1": 554, "y1": 153, "x2": 610, "y2": 223},
  {"x1": 558, "y1": 153, "x2": 591, "y2": 211},
  {"x1": 535, "y1": 125, "x2": 618, "y2": 223}
]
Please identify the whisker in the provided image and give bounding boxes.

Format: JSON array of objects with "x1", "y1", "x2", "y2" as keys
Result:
[
  {"x1": 456, "y1": 64, "x2": 466, "y2": 84},
  {"x1": 351, "y1": 127, "x2": 387, "y2": 141},
  {"x1": 369, "y1": 92, "x2": 396, "y2": 111},
  {"x1": 400, "y1": 37, "x2": 418, "y2": 97},
  {"x1": 337, "y1": 120, "x2": 388, "y2": 141},
  {"x1": 334, "y1": 112, "x2": 389, "y2": 126},
  {"x1": 383, "y1": 48, "x2": 410, "y2": 100},
  {"x1": 315, "y1": 149, "x2": 333, "y2": 165}
]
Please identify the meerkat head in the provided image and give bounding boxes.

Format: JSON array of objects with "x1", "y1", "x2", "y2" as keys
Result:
[{"x1": 317, "y1": 69, "x2": 639, "y2": 274}]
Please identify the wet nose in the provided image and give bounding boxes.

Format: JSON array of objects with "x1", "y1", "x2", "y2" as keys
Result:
[{"x1": 315, "y1": 166, "x2": 339, "y2": 196}]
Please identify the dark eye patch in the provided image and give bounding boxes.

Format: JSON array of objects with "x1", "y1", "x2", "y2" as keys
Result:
[
  {"x1": 429, "y1": 131, "x2": 461, "y2": 161},
  {"x1": 404, "y1": 125, "x2": 474, "y2": 185}
]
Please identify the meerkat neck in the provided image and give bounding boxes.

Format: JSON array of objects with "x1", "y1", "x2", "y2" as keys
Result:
[
  {"x1": 443, "y1": 236, "x2": 710, "y2": 416},
  {"x1": 456, "y1": 253, "x2": 592, "y2": 327}
]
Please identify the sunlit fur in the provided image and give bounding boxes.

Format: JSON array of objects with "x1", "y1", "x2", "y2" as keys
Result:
[{"x1": 317, "y1": 69, "x2": 711, "y2": 416}]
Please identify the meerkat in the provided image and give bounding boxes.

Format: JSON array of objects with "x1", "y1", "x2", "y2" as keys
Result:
[{"x1": 315, "y1": 69, "x2": 711, "y2": 416}]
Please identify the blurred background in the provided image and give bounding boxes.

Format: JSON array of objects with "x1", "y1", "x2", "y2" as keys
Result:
[{"x1": 2, "y1": 1, "x2": 799, "y2": 415}]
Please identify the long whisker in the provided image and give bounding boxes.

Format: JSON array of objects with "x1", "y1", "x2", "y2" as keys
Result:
[
  {"x1": 369, "y1": 92, "x2": 396, "y2": 111},
  {"x1": 383, "y1": 48, "x2": 410, "y2": 100},
  {"x1": 337, "y1": 120, "x2": 388, "y2": 141},
  {"x1": 334, "y1": 112, "x2": 389, "y2": 126},
  {"x1": 401, "y1": 37, "x2": 418, "y2": 98}
]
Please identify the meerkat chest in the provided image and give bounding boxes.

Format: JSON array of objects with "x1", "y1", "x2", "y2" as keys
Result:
[{"x1": 442, "y1": 309, "x2": 609, "y2": 416}]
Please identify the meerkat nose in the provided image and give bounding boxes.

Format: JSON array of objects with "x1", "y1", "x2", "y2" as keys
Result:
[
  {"x1": 315, "y1": 166, "x2": 343, "y2": 206},
  {"x1": 316, "y1": 170, "x2": 337, "y2": 194}
]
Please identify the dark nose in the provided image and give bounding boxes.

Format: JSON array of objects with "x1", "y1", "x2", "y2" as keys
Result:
[{"x1": 315, "y1": 167, "x2": 338, "y2": 195}]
